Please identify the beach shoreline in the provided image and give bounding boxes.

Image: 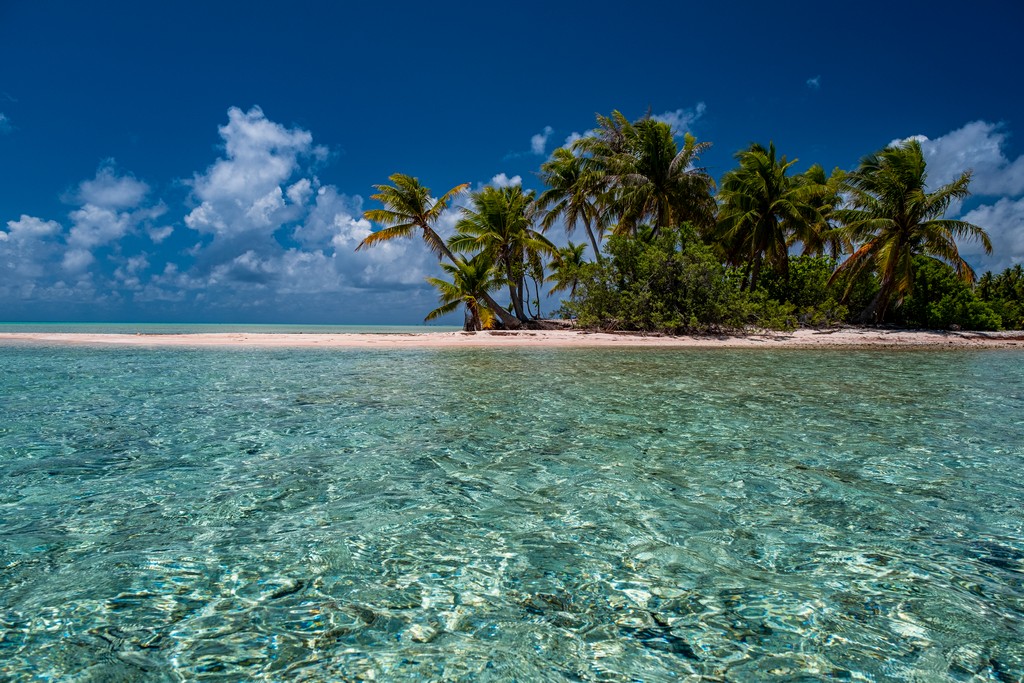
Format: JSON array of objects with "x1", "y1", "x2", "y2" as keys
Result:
[{"x1": 1, "y1": 328, "x2": 1022, "y2": 349}]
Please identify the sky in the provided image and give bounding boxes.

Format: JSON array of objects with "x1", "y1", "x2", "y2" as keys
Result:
[{"x1": 2, "y1": 0, "x2": 1023, "y2": 324}]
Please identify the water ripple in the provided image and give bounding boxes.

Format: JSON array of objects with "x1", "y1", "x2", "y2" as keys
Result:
[{"x1": 1, "y1": 347, "x2": 1022, "y2": 680}]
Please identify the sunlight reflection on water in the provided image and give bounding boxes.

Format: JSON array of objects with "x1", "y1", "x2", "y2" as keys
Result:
[{"x1": 1, "y1": 346, "x2": 1022, "y2": 680}]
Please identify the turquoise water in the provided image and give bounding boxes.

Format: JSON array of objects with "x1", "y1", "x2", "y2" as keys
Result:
[
  {"x1": 0, "y1": 346, "x2": 1022, "y2": 681},
  {"x1": 0, "y1": 323, "x2": 460, "y2": 335}
]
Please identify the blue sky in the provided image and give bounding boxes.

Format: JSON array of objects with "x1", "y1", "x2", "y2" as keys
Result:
[{"x1": 2, "y1": 0, "x2": 1023, "y2": 323}]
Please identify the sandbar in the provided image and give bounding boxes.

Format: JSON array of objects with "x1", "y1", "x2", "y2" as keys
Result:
[{"x1": 0, "y1": 328, "x2": 1022, "y2": 349}]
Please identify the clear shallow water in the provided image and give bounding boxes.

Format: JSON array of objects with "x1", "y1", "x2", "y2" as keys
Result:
[
  {"x1": 0, "y1": 346, "x2": 1022, "y2": 682},
  {"x1": 0, "y1": 323, "x2": 459, "y2": 334}
]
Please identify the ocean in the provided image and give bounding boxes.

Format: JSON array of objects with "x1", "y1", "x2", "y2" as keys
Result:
[{"x1": 0, "y1": 343, "x2": 1021, "y2": 680}]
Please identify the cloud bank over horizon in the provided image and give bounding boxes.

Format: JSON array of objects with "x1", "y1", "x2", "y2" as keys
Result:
[
  {"x1": 0, "y1": 107, "x2": 452, "y2": 322},
  {"x1": 2, "y1": 108, "x2": 1023, "y2": 323}
]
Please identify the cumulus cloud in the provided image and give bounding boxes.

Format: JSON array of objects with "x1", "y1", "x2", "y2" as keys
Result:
[
  {"x1": 2, "y1": 215, "x2": 61, "y2": 240},
  {"x1": 961, "y1": 197, "x2": 1024, "y2": 271},
  {"x1": 893, "y1": 121, "x2": 1024, "y2": 196},
  {"x1": 176, "y1": 107, "x2": 446, "y2": 307},
  {"x1": 147, "y1": 225, "x2": 174, "y2": 243},
  {"x1": 806, "y1": 76, "x2": 821, "y2": 89},
  {"x1": 76, "y1": 164, "x2": 149, "y2": 209},
  {"x1": 564, "y1": 131, "x2": 584, "y2": 147},
  {"x1": 651, "y1": 102, "x2": 707, "y2": 135},
  {"x1": 0, "y1": 106, "x2": 492, "y2": 322},
  {"x1": 490, "y1": 173, "x2": 522, "y2": 188},
  {"x1": 531, "y1": 125, "x2": 554, "y2": 155},
  {"x1": 0, "y1": 216, "x2": 65, "y2": 286},
  {"x1": 61, "y1": 165, "x2": 164, "y2": 272},
  {"x1": 185, "y1": 106, "x2": 319, "y2": 238}
]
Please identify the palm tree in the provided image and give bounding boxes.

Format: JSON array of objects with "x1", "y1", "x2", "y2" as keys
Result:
[
  {"x1": 831, "y1": 139, "x2": 992, "y2": 322},
  {"x1": 357, "y1": 173, "x2": 467, "y2": 262},
  {"x1": 536, "y1": 147, "x2": 607, "y2": 261},
  {"x1": 715, "y1": 142, "x2": 822, "y2": 290},
  {"x1": 794, "y1": 164, "x2": 849, "y2": 259},
  {"x1": 357, "y1": 173, "x2": 522, "y2": 329},
  {"x1": 547, "y1": 241, "x2": 588, "y2": 297},
  {"x1": 573, "y1": 112, "x2": 716, "y2": 238},
  {"x1": 450, "y1": 185, "x2": 556, "y2": 323},
  {"x1": 424, "y1": 253, "x2": 502, "y2": 331}
]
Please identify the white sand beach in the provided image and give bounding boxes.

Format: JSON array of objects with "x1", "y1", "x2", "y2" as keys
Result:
[{"x1": 1, "y1": 328, "x2": 1022, "y2": 349}]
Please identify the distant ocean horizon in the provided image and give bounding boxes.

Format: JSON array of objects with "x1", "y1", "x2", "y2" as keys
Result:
[{"x1": 0, "y1": 322, "x2": 461, "y2": 334}]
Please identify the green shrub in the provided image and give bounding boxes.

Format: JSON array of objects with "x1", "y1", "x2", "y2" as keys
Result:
[
  {"x1": 978, "y1": 265, "x2": 1024, "y2": 329},
  {"x1": 897, "y1": 257, "x2": 1001, "y2": 330},
  {"x1": 562, "y1": 227, "x2": 751, "y2": 333}
]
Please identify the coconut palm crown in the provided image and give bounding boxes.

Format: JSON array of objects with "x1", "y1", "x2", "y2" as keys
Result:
[
  {"x1": 716, "y1": 142, "x2": 823, "y2": 289},
  {"x1": 573, "y1": 112, "x2": 716, "y2": 238},
  {"x1": 357, "y1": 173, "x2": 467, "y2": 261},
  {"x1": 424, "y1": 253, "x2": 502, "y2": 331},
  {"x1": 536, "y1": 147, "x2": 608, "y2": 261},
  {"x1": 831, "y1": 139, "x2": 992, "y2": 322}
]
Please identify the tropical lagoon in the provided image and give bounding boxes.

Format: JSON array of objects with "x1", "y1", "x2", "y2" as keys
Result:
[{"x1": 1, "y1": 343, "x2": 1022, "y2": 681}]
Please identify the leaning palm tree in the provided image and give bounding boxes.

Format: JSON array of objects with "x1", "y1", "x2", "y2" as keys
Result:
[
  {"x1": 716, "y1": 142, "x2": 822, "y2": 290},
  {"x1": 358, "y1": 173, "x2": 521, "y2": 328},
  {"x1": 831, "y1": 139, "x2": 992, "y2": 323},
  {"x1": 424, "y1": 253, "x2": 502, "y2": 331},
  {"x1": 357, "y1": 173, "x2": 467, "y2": 261},
  {"x1": 450, "y1": 185, "x2": 556, "y2": 323},
  {"x1": 536, "y1": 147, "x2": 607, "y2": 261}
]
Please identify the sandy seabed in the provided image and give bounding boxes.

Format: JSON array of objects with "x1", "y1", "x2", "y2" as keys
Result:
[{"x1": 1, "y1": 328, "x2": 1022, "y2": 349}]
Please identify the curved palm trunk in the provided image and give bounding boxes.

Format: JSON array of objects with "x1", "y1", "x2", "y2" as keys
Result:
[
  {"x1": 480, "y1": 291, "x2": 521, "y2": 328},
  {"x1": 432, "y1": 227, "x2": 522, "y2": 329}
]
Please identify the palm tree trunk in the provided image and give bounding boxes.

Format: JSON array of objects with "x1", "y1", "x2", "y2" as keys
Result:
[
  {"x1": 749, "y1": 256, "x2": 763, "y2": 291},
  {"x1": 434, "y1": 230, "x2": 521, "y2": 329},
  {"x1": 509, "y1": 280, "x2": 527, "y2": 321},
  {"x1": 583, "y1": 217, "x2": 603, "y2": 263},
  {"x1": 480, "y1": 291, "x2": 521, "y2": 329}
]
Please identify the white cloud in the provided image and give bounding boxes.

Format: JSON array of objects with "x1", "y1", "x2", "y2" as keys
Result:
[
  {"x1": 806, "y1": 76, "x2": 821, "y2": 89},
  {"x1": 185, "y1": 106, "x2": 315, "y2": 237},
  {"x1": 3, "y1": 215, "x2": 61, "y2": 239},
  {"x1": 893, "y1": 121, "x2": 1024, "y2": 196},
  {"x1": 490, "y1": 173, "x2": 522, "y2": 188},
  {"x1": 564, "y1": 131, "x2": 585, "y2": 147},
  {"x1": 961, "y1": 196, "x2": 1024, "y2": 271},
  {"x1": 652, "y1": 102, "x2": 706, "y2": 135},
  {"x1": 531, "y1": 125, "x2": 554, "y2": 155},
  {"x1": 293, "y1": 185, "x2": 368, "y2": 247},
  {"x1": 77, "y1": 164, "x2": 149, "y2": 209},
  {"x1": 0, "y1": 216, "x2": 64, "y2": 282},
  {"x1": 0, "y1": 106, "x2": 489, "y2": 321},
  {"x1": 0, "y1": 113, "x2": 10, "y2": 134},
  {"x1": 147, "y1": 225, "x2": 174, "y2": 243},
  {"x1": 62, "y1": 248, "x2": 95, "y2": 271},
  {"x1": 286, "y1": 178, "x2": 313, "y2": 205},
  {"x1": 58, "y1": 166, "x2": 164, "y2": 272},
  {"x1": 66, "y1": 204, "x2": 131, "y2": 252}
]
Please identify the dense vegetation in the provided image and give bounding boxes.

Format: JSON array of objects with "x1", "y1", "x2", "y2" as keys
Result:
[{"x1": 358, "y1": 111, "x2": 1022, "y2": 332}]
